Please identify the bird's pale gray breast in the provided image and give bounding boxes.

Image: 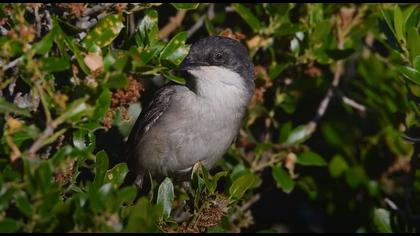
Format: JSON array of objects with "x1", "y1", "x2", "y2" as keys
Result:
[{"x1": 127, "y1": 84, "x2": 241, "y2": 178}]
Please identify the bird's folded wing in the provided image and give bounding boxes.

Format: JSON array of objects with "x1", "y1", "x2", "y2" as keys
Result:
[{"x1": 125, "y1": 86, "x2": 176, "y2": 163}]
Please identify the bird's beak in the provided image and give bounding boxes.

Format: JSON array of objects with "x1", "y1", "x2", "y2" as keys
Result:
[{"x1": 178, "y1": 57, "x2": 208, "y2": 71}]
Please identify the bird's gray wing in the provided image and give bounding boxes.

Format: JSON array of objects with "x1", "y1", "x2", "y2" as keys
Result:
[
  {"x1": 124, "y1": 85, "x2": 176, "y2": 187},
  {"x1": 125, "y1": 85, "x2": 176, "y2": 159}
]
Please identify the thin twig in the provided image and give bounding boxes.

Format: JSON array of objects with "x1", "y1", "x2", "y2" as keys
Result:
[
  {"x1": 28, "y1": 124, "x2": 54, "y2": 159},
  {"x1": 2, "y1": 56, "x2": 23, "y2": 71},
  {"x1": 34, "y1": 5, "x2": 42, "y2": 38},
  {"x1": 341, "y1": 96, "x2": 367, "y2": 112},
  {"x1": 188, "y1": 4, "x2": 215, "y2": 37},
  {"x1": 82, "y1": 3, "x2": 114, "y2": 17},
  {"x1": 159, "y1": 9, "x2": 187, "y2": 40}
]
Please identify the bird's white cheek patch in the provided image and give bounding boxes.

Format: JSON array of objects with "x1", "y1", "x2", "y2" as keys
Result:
[{"x1": 188, "y1": 66, "x2": 248, "y2": 103}]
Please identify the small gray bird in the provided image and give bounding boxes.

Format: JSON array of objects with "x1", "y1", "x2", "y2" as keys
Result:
[{"x1": 125, "y1": 36, "x2": 255, "y2": 187}]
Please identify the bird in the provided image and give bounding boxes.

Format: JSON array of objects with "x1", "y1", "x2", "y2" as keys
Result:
[{"x1": 125, "y1": 36, "x2": 255, "y2": 188}]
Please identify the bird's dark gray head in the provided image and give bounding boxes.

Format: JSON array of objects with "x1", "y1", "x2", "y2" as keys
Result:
[{"x1": 179, "y1": 36, "x2": 255, "y2": 89}]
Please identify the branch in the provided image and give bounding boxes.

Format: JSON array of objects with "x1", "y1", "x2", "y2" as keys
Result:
[
  {"x1": 82, "y1": 3, "x2": 114, "y2": 17},
  {"x1": 2, "y1": 56, "x2": 23, "y2": 71},
  {"x1": 341, "y1": 95, "x2": 367, "y2": 113},
  {"x1": 159, "y1": 10, "x2": 187, "y2": 40},
  {"x1": 187, "y1": 4, "x2": 215, "y2": 37}
]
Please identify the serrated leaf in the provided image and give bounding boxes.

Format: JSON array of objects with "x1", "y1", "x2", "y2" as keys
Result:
[
  {"x1": 272, "y1": 165, "x2": 295, "y2": 194},
  {"x1": 297, "y1": 151, "x2": 327, "y2": 166},
  {"x1": 373, "y1": 208, "x2": 392, "y2": 233},
  {"x1": 232, "y1": 3, "x2": 262, "y2": 32},
  {"x1": 105, "y1": 163, "x2": 129, "y2": 189},
  {"x1": 171, "y1": 3, "x2": 199, "y2": 10},
  {"x1": 157, "y1": 177, "x2": 174, "y2": 219},
  {"x1": 0, "y1": 97, "x2": 30, "y2": 117},
  {"x1": 83, "y1": 14, "x2": 124, "y2": 48}
]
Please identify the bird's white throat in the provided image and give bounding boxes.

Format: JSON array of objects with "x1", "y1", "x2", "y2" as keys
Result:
[{"x1": 188, "y1": 66, "x2": 250, "y2": 110}]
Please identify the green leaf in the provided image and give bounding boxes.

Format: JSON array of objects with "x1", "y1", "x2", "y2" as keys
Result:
[
  {"x1": 39, "y1": 57, "x2": 70, "y2": 73},
  {"x1": 229, "y1": 173, "x2": 257, "y2": 200},
  {"x1": 55, "y1": 98, "x2": 91, "y2": 125},
  {"x1": 284, "y1": 124, "x2": 314, "y2": 146},
  {"x1": 163, "y1": 70, "x2": 186, "y2": 84},
  {"x1": 136, "y1": 10, "x2": 159, "y2": 48},
  {"x1": 117, "y1": 186, "x2": 137, "y2": 205},
  {"x1": 407, "y1": 27, "x2": 420, "y2": 63},
  {"x1": 0, "y1": 97, "x2": 31, "y2": 117},
  {"x1": 93, "y1": 150, "x2": 109, "y2": 189},
  {"x1": 159, "y1": 31, "x2": 189, "y2": 66},
  {"x1": 105, "y1": 163, "x2": 129, "y2": 189},
  {"x1": 209, "y1": 171, "x2": 228, "y2": 193},
  {"x1": 415, "y1": 55, "x2": 420, "y2": 72},
  {"x1": 15, "y1": 191, "x2": 32, "y2": 217},
  {"x1": 92, "y1": 88, "x2": 111, "y2": 121},
  {"x1": 297, "y1": 151, "x2": 327, "y2": 166},
  {"x1": 33, "y1": 24, "x2": 58, "y2": 54},
  {"x1": 397, "y1": 66, "x2": 420, "y2": 85},
  {"x1": 328, "y1": 155, "x2": 349, "y2": 178},
  {"x1": 83, "y1": 14, "x2": 124, "y2": 49},
  {"x1": 171, "y1": 3, "x2": 199, "y2": 10},
  {"x1": 271, "y1": 165, "x2": 295, "y2": 194},
  {"x1": 106, "y1": 72, "x2": 129, "y2": 89},
  {"x1": 312, "y1": 20, "x2": 332, "y2": 44},
  {"x1": 34, "y1": 161, "x2": 54, "y2": 194},
  {"x1": 0, "y1": 218, "x2": 21, "y2": 232},
  {"x1": 372, "y1": 208, "x2": 392, "y2": 233},
  {"x1": 232, "y1": 3, "x2": 263, "y2": 32},
  {"x1": 325, "y1": 49, "x2": 355, "y2": 60},
  {"x1": 156, "y1": 177, "x2": 174, "y2": 219},
  {"x1": 279, "y1": 121, "x2": 292, "y2": 143},
  {"x1": 393, "y1": 4, "x2": 404, "y2": 43},
  {"x1": 125, "y1": 197, "x2": 161, "y2": 233}
]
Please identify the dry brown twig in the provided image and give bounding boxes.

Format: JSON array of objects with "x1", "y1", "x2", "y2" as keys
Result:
[{"x1": 159, "y1": 10, "x2": 187, "y2": 40}]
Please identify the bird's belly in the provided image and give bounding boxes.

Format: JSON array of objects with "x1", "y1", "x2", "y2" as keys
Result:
[{"x1": 136, "y1": 108, "x2": 239, "y2": 177}]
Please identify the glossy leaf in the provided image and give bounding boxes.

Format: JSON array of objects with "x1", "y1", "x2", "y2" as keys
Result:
[
  {"x1": 156, "y1": 177, "x2": 174, "y2": 219},
  {"x1": 284, "y1": 124, "x2": 313, "y2": 146},
  {"x1": 0, "y1": 97, "x2": 31, "y2": 117},
  {"x1": 393, "y1": 4, "x2": 404, "y2": 43},
  {"x1": 328, "y1": 155, "x2": 349, "y2": 178},
  {"x1": 407, "y1": 27, "x2": 420, "y2": 63},
  {"x1": 159, "y1": 31, "x2": 189, "y2": 65},
  {"x1": 171, "y1": 3, "x2": 199, "y2": 10},
  {"x1": 93, "y1": 150, "x2": 109, "y2": 189},
  {"x1": 397, "y1": 66, "x2": 420, "y2": 85},
  {"x1": 125, "y1": 197, "x2": 161, "y2": 233},
  {"x1": 373, "y1": 208, "x2": 392, "y2": 233},
  {"x1": 105, "y1": 163, "x2": 129, "y2": 189},
  {"x1": 0, "y1": 218, "x2": 21, "y2": 232},
  {"x1": 136, "y1": 10, "x2": 159, "y2": 48},
  {"x1": 229, "y1": 173, "x2": 258, "y2": 200},
  {"x1": 232, "y1": 3, "x2": 263, "y2": 32},
  {"x1": 272, "y1": 165, "x2": 295, "y2": 194},
  {"x1": 83, "y1": 14, "x2": 124, "y2": 49},
  {"x1": 297, "y1": 151, "x2": 327, "y2": 166}
]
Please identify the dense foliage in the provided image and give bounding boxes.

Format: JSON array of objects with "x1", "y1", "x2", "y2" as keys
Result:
[{"x1": 0, "y1": 3, "x2": 419, "y2": 233}]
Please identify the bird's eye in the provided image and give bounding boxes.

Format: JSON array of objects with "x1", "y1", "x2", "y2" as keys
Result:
[{"x1": 213, "y1": 52, "x2": 223, "y2": 62}]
